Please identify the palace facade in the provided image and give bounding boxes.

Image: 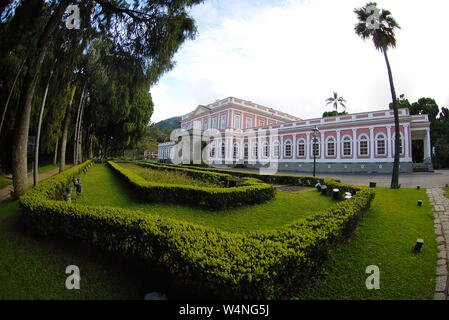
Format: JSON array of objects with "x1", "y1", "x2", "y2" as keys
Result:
[{"x1": 158, "y1": 97, "x2": 432, "y2": 173}]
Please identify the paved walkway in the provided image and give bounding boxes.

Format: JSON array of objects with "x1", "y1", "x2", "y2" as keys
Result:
[
  {"x1": 0, "y1": 166, "x2": 71, "y2": 203},
  {"x1": 427, "y1": 188, "x2": 449, "y2": 300},
  {"x1": 213, "y1": 166, "x2": 449, "y2": 188}
]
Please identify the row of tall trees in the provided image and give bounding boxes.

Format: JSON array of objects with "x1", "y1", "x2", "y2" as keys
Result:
[
  {"x1": 390, "y1": 96, "x2": 449, "y2": 168},
  {"x1": 0, "y1": 0, "x2": 203, "y2": 197}
]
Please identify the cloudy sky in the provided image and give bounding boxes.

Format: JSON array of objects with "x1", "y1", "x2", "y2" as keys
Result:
[{"x1": 150, "y1": 0, "x2": 449, "y2": 122}]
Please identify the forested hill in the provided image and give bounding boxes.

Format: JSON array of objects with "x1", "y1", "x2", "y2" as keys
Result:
[{"x1": 156, "y1": 116, "x2": 182, "y2": 132}]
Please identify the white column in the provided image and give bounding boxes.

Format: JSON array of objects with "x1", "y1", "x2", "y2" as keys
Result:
[
  {"x1": 320, "y1": 130, "x2": 325, "y2": 160},
  {"x1": 369, "y1": 127, "x2": 375, "y2": 161},
  {"x1": 403, "y1": 124, "x2": 410, "y2": 161},
  {"x1": 336, "y1": 130, "x2": 341, "y2": 160},
  {"x1": 386, "y1": 126, "x2": 392, "y2": 159},
  {"x1": 352, "y1": 128, "x2": 357, "y2": 160},
  {"x1": 306, "y1": 132, "x2": 310, "y2": 160},
  {"x1": 425, "y1": 128, "x2": 432, "y2": 159}
]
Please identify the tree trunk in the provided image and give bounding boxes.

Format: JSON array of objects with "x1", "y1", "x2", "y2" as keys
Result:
[
  {"x1": 383, "y1": 49, "x2": 400, "y2": 189},
  {"x1": 74, "y1": 87, "x2": 86, "y2": 165},
  {"x1": 0, "y1": 59, "x2": 26, "y2": 138},
  {"x1": 34, "y1": 65, "x2": 54, "y2": 185},
  {"x1": 59, "y1": 83, "x2": 78, "y2": 172},
  {"x1": 53, "y1": 139, "x2": 58, "y2": 165},
  {"x1": 11, "y1": 0, "x2": 70, "y2": 197}
]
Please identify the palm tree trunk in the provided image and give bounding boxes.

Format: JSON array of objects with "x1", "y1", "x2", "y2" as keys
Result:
[
  {"x1": 383, "y1": 49, "x2": 400, "y2": 189},
  {"x1": 11, "y1": 0, "x2": 70, "y2": 198},
  {"x1": 59, "y1": 83, "x2": 78, "y2": 172},
  {"x1": 0, "y1": 59, "x2": 25, "y2": 138},
  {"x1": 34, "y1": 65, "x2": 54, "y2": 185}
]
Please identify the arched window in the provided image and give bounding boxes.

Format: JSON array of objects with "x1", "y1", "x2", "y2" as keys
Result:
[
  {"x1": 311, "y1": 138, "x2": 320, "y2": 157},
  {"x1": 262, "y1": 141, "x2": 269, "y2": 158},
  {"x1": 244, "y1": 143, "x2": 249, "y2": 158},
  {"x1": 376, "y1": 133, "x2": 386, "y2": 156},
  {"x1": 252, "y1": 142, "x2": 258, "y2": 158},
  {"x1": 210, "y1": 143, "x2": 216, "y2": 158},
  {"x1": 297, "y1": 139, "x2": 306, "y2": 157},
  {"x1": 358, "y1": 135, "x2": 369, "y2": 156},
  {"x1": 233, "y1": 143, "x2": 239, "y2": 158},
  {"x1": 393, "y1": 133, "x2": 404, "y2": 156},
  {"x1": 273, "y1": 141, "x2": 280, "y2": 158},
  {"x1": 221, "y1": 142, "x2": 226, "y2": 158},
  {"x1": 342, "y1": 136, "x2": 352, "y2": 156},
  {"x1": 284, "y1": 140, "x2": 292, "y2": 158},
  {"x1": 326, "y1": 137, "x2": 336, "y2": 157}
]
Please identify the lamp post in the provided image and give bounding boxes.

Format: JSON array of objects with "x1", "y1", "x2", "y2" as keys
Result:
[{"x1": 312, "y1": 126, "x2": 320, "y2": 177}]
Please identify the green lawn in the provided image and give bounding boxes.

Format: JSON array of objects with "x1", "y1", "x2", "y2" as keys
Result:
[
  {"x1": 0, "y1": 164, "x2": 439, "y2": 299},
  {"x1": 118, "y1": 162, "x2": 219, "y2": 188},
  {"x1": 444, "y1": 187, "x2": 449, "y2": 199},
  {"x1": 75, "y1": 164, "x2": 336, "y2": 233},
  {"x1": 0, "y1": 199, "x2": 147, "y2": 299},
  {"x1": 294, "y1": 187, "x2": 438, "y2": 300}
]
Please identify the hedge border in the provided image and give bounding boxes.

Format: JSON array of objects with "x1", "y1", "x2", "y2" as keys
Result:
[
  {"x1": 108, "y1": 161, "x2": 276, "y2": 210},
  {"x1": 19, "y1": 160, "x2": 375, "y2": 299}
]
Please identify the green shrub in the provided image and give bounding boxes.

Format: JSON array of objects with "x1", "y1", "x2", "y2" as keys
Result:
[
  {"x1": 19, "y1": 160, "x2": 375, "y2": 299},
  {"x1": 108, "y1": 161, "x2": 276, "y2": 210}
]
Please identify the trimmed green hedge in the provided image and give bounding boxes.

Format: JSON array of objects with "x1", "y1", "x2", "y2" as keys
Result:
[
  {"x1": 141, "y1": 161, "x2": 360, "y2": 199},
  {"x1": 108, "y1": 161, "x2": 276, "y2": 210},
  {"x1": 19, "y1": 160, "x2": 375, "y2": 299}
]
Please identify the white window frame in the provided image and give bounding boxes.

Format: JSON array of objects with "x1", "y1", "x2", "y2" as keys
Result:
[
  {"x1": 326, "y1": 137, "x2": 336, "y2": 157},
  {"x1": 203, "y1": 119, "x2": 208, "y2": 130},
  {"x1": 297, "y1": 139, "x2": 306, "y2": 157},
  {"x1": 234, "y1": 115, "x2": 241, "y2": 129},
  {"x1": 221, "y1": 115, "x2": 226, "y2": 129},
  {"x1": 210, "y1": 143, "x2": 216, "y2": 158},
  {"x1": 233, "y1": 142, "x2": 239, "y2": 158},
  {"x1": 221, "y1": 142, "x2": 226, "y2": 158},
  {"x1": 273, "y1": 141, "x2": 280, "y2": 158},
  {"x1": 246, "y1": 117, "x2": 252, "y2": 129},
  {"x1": 252, "y1": 142, "x2": 258, "y2": 158},
  {"x1": 212, "y1": 117, "x2": 217, "y2": 129},
  {"x1": 311, "y1": 138, "x2": 320, "y2": 157},
  {"x1": 262, "y1": 141, "x2": 269, "y2": 158},
  {"x1": 375, "y1": 133, "x2": 387, "y2": 156},
  {"x1": 392, "y1": 133, "x2": 405, "y2": 156},
  {"x1": 284, "y1": 140, "x2": 292, "y2": 158},
  {"x1": 244, "y1": 143, "x2": 249, "y2": 158},
  {"x1": 358, "y1": 134, "x2": 369, "y2": 156},
  {"x1": 342, "y1": 135, "x2": 352, "y2": 157}
]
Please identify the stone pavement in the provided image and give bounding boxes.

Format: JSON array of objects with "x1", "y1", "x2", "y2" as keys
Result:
[
  {"x1": 0, "y1": 165, "x2": 71, "y2": 203},
  {"x1": 427, "y1": 187, "x2": 449, "y2": 300},
  {"x1": 213, "y1": 166, "x2": 449, "y2": 188}
]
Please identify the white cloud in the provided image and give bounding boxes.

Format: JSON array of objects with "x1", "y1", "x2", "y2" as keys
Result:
[{"x1": 150, "y1": 0, "x2": 449, "y2": 122}]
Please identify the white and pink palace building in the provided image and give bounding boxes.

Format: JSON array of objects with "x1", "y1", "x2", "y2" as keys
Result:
[{"x1": 158, "y1": 97, "x2": 433, "y2": 173}]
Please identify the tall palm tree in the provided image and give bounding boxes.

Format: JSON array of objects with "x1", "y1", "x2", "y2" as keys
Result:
[
  {"x1": 354, "y1": 2, "x2": 401, "y2": 189},
  {"x1": 326, "y1": 92, "x2": 347, "y2": 113}
]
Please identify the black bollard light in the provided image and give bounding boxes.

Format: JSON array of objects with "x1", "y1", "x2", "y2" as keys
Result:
[
  {"x1": 416, "y1": 186, "x2": 420, "y2": 190},
  {"x1": 413, "y1": 239, "x2": 424, "y2": 253},
  {"x1": 320, "y1": 185, "x2": 328, "y2": 195},
  {"x1": 369, "y1": 182, "x2": 376, "y2": 188},
  {"x1": 75, "y1": 182, "x2": 82, "y2": 195},
  {"x1": 417, "y1": 200, "x2": 423, "y2": 207},
  {"x1": 297, "y1": 178, "x2": 302, "y2": 186},
  {"x1": 332, "y1": 188, "x2": 340, "y2": 200},
  {"x1": 63, "y1": 192, "x2": 71, "y2": 203},
  {"x1": 315, "y1": 183, "x2": 321, "y2": 191}
]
